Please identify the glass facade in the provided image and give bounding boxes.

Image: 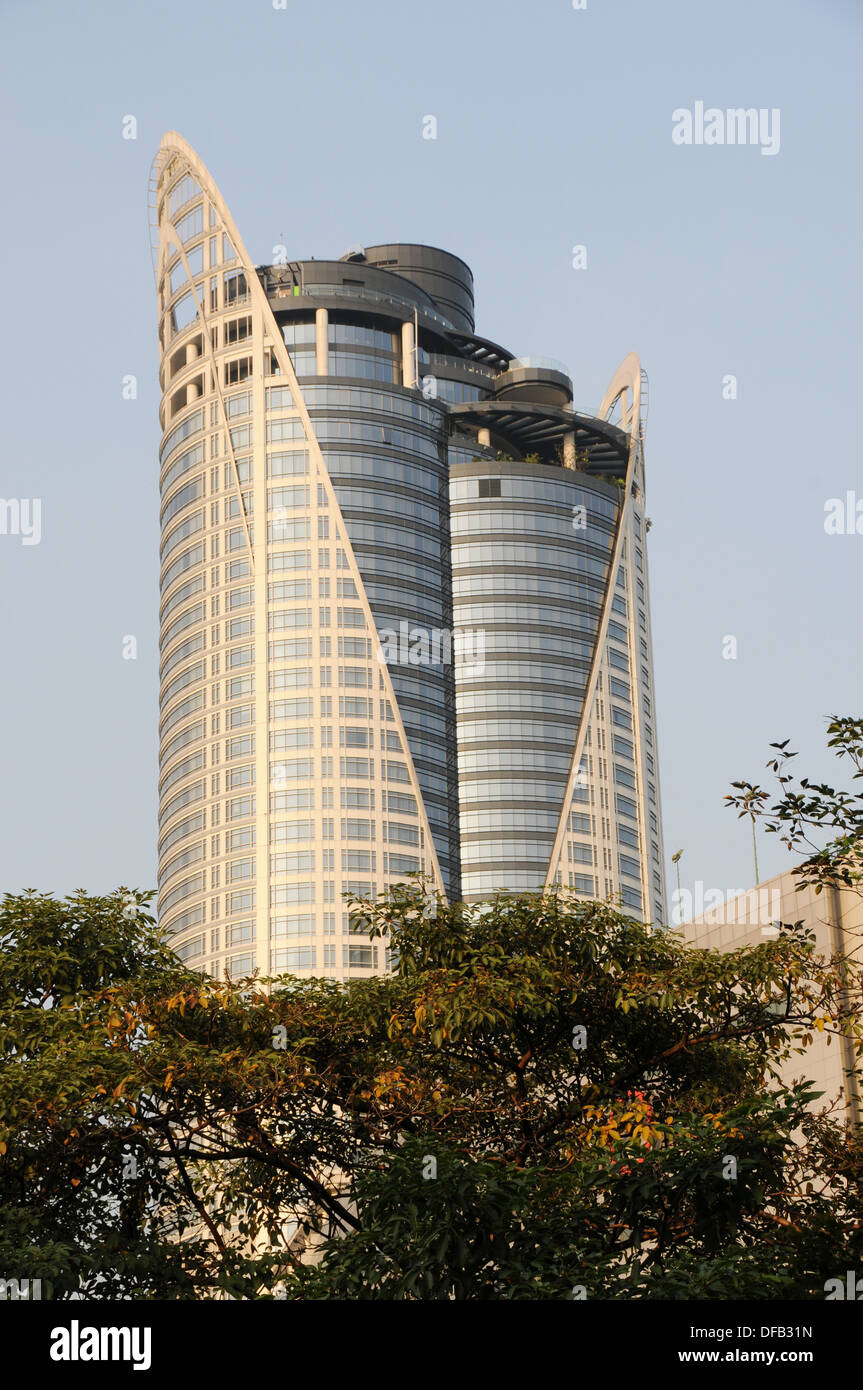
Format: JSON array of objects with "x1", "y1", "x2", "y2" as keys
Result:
[
  {"x1": 298, "y1": 383, "x2": 459, "y2": 896},
  {"x1": 450, "y1": 463, "x2": 662, "y2": 914},
  {"x1": 153, "y1": 134, "x2": 666, "y2": 982}
]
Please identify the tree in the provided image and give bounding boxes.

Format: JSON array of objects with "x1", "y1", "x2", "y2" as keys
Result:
[
  {"x1": 726, "y1": 714, "x2": 863, "y2": 898},
  {"x1": 1, "y1": 880, "x2": 861, "y2": 1300}
]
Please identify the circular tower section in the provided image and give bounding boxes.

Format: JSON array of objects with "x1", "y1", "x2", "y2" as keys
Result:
[
  {"x1": 259, "y1": 253, "x2": 466, "y2": 898},
  {"x1": 450, "y1": 453, "x2": 620, "y2": 900}
]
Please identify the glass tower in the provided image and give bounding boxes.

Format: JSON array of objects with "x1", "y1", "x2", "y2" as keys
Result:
[{"x1": 152, "y1": 133, "x2": 666, "y2": 981}]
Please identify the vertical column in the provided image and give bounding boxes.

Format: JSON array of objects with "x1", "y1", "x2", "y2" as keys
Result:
[
  {"x1": 251, "y1": 304, "x2": 270, "y2": 976},
  {"x1": 315, "y1": 307, "x2": 328, "y2": 377},
  {"x1": 563, "y1": 432, "x2": 576, "y2": 469},
  {"x1": 401, "y1": 320, "x2": 416, "y2": 389}
]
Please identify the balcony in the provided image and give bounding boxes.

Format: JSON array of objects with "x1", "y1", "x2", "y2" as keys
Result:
[{"x1": 494, "y1": 358, "x2": 573, "y2": 407}]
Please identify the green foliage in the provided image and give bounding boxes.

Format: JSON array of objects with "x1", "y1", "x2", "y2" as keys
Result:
[
  {"x1": 1, "y1": 881, "x2": 861, "y2": 1299},
  {"x1": 727, "y1": 715, "x2": 863, "y2": 896}
]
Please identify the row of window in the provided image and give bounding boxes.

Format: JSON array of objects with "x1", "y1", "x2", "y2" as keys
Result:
[
  {"x1": 302, "y1": 384, "x2": 441, "y2": 428},
  {"x1": 451, "y1": 509, "x2": 615, "y2": 545},
  {"x1": 287, "y1": 350, "x2": 399, "y2": 384},
  {"x1": 457, "y1": 718, "x2": 576, "y2": 746},
  {"x1": 450, "y1": 476, "x2": 618, "y2": 519},
  {"x1": 175, "y1": 940, "x2": 380, "y2": 973},
  {"x1": 454, "y1": 603, "x2": 600, "y2": 635},
  {"x1": 324, "y1": 449, "x2": 443, "y2": 496},
  {"x1": 451, "y1": 541, "x2": 611, "y2": 582},
  {"x1": 281, "y1": 321, "x2": 397, "y2": 352},
  {"x1": 455, "y1": 660, "x2": 590, "y2": 687},
  {"x1": 452, "y1": 572, "x2": 604, "y2": 607}
]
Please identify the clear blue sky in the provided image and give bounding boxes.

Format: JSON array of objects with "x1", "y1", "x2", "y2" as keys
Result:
[{"x1": 1, "y1": 0, "x2": 861, "y2": 911}]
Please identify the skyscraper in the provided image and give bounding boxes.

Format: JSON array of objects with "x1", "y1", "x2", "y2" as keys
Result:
[{"x1": 152, "y1": 132, "x2": 666, "y2": 981}]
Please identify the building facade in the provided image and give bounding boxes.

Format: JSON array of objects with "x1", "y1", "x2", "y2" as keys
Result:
[
  {"x1": 152, "y1": 132, "x2": 666, "y2": 981},
  {"x1": 679, "y1": 869, "x2": 863, "y2": 1126}
]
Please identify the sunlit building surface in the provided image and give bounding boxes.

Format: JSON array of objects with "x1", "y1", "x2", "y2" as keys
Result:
[
  {"x1": 680, "y1": 869, "x2": 863, "y2": 1125},
  {"x1": 151, "y1": 133, "x2": 666, "y2": 981}
]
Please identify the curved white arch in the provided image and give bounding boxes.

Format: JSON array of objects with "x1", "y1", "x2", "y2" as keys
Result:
[
  {"x1": 544, "y1": 353, "x2": 651, "y2": 904},
  {"x1": 153, "y1": 134, "x2": 447, "y2": 950}
]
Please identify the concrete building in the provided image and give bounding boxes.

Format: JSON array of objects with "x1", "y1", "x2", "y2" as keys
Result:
[
  {"x1": 151, "y1": 132, "x2": 666, "y2": 981},
  {"x1": 679, "y1": 869, "x2": 863, "y2": 1125}
]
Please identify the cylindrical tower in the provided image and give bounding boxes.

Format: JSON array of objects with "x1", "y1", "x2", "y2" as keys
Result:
[
  {"x1": 450, "y1": 458, "x2": 619, "y2": 899},
  {"x1": 448, "y1": 355, "x2": 666, "y2": 925},
  {"x1": 152, "y1": 133, "x2": 667, "y2": 983},
  {"x1": 153, "y1": 136, "x2": 449, "y2": 983}
]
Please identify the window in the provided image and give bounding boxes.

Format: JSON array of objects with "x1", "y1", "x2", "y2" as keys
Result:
[
  {"x1": 227, "y1": 890, "x2": 255, "y2": 915},
  {"x1": 227, "y1": 765, "x2": 254, "y2": 789},
  {"x1": 271, "y1": 946, "x2": 316, "y2": 971},
  {"x1": 343, "y1": 944, "x2": 376, "y2": 969},
  {"x1": 270, "y1": 820, "x2": 314, "y2": 843},
  {"x1": 225, "y1": 356, "x2": 252, "y2": 385},
  {"x1": 342, "y1": 850, "x2": 372, "y2": 871},
  {"x1": 226, "y1": 952, "x2": 256, "y2": 976},
  {"x1": 342, "y1": 818, "x2": 371, "y2": 840},
  {"x1": 169, "y1": 291, "x2": 199, "y2": 335},
  {"x1": 341, "y1": 727, "x2": 369, "y2": 749},
  {"x1": 225, "y1": 316, "x2": 252, "y2": 345},
  {"x1": 569, "y1": 842, "x2": 593, "y2": 865},
  {"x1": 224, "y1": 269, "x2": 247, "y2": 304},
  {"x1": 283, "y1": 321, "x2": 316, "y2": 347}
]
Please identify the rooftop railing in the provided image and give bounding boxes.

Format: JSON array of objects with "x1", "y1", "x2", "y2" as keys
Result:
[
  {"x1": 297, "y1": 282, "x2": 457, "y2": 332},
  {"x1": 425, "y1": 353, "x2": 497, "y2": 380},
  {"x1": 507, "y1": 355, "x2": 572, "y2": 378}
]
